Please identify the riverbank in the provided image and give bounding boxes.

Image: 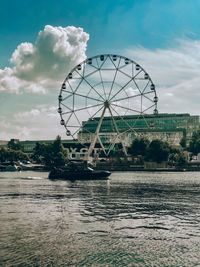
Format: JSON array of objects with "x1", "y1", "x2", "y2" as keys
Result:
[
  {"x1": 95, "y1": 162, "x2": 200, "y2": 172},
  {"x1": 1, "y1": 161, "x2": 200, "y2": 173}
]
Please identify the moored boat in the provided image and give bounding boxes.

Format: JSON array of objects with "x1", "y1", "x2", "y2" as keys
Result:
[{"x1": 0, "y1": 162, "x2": 20, "y2": 172}]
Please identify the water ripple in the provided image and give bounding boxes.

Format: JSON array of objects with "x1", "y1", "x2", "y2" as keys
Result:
[{"x1": 1, "y1": 171, "x2": 200, "y2": 266}]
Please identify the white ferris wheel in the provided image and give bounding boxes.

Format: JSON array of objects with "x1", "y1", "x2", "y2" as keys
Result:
[{"x1": 58, "y1": 54, "x2": 158, "y2": 157}]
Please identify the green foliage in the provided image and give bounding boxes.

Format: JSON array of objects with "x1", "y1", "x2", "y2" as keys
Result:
[
  {"x1": 32, "y1": 135, "x2": 67, "y2": 167},
  {"x1": 7, "y1": 139, "x2": 22, "y2": 151},
  {"x1": 128, "y1": 138, "x2": 176, "y2": 163},
  {"x1": 32, "y1": 142, "x2": 46, "y2": 163},
  {"x1": 168, "y1": 151, "x2": 187, "y2": 166},
  {"x1": 189, "y1": 130, "x2": 200, "y2": 155},
  {"x1": 176, "y1": 152, "x2": 187, "y2": 166},
  {"x1": 180, "y1": 136, "x2": 186, "y2": 149},
  {"x1": 145, "y1": 139, "x2": 170, "y2": 163},
  {"x1": 128, "y1": 137, "x2": 150, "y2": 156},
  {"x1": 0, "y1": 147, "x2": 29, "y2": 163}
]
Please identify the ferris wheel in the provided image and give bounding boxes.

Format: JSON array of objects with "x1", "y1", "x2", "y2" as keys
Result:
[{"x1": 58, "y1": 54, "x2": 158, "y2": 157}]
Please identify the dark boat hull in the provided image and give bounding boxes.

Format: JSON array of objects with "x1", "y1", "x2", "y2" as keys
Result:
[{"x1": 48, "y1": 168, "x2": 111, "y2": 180}]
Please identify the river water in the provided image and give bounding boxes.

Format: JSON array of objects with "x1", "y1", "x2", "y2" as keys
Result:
[{"x1": 0, "y1": 171, "x2": 200, "y2": 267}]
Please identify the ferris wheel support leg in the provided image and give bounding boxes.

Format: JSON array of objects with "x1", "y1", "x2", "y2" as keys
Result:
[
  {"x1": 107, "y1": 106, "x2": 128, "y2": 157},
  {"x1": 86, "y1": 105, "x2": 107, "y2": 161}
]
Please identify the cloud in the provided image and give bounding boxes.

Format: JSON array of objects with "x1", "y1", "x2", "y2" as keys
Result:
[
  {"x1": 0, "y1": 105, "x2": 63, "y2": 140},
  {"x1": 0, "y1": 25, "x2": 89, "y2": 94},
  {"x1": 126, "y1": 39, "x2": 200, "y2": 114}
]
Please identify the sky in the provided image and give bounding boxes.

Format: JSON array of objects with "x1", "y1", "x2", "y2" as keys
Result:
[{"x1": 0, "y1": 0, "x2": 200, "y2": 140}]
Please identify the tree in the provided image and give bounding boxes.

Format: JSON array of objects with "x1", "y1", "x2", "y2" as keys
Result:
[
  {"x1": 189, "y1": 130, "x2": 200, "y2": 155},
  {"x1": 49, "y1": 136, "x2": 66, "y2": 166},
  {"x1": 128, "y1": 137, "x2": 150, "y2": 157},
  {"x1": 0, "y1": 147, "x2": 29, "y2": 163},
  {"x1": 145, "y1": 139, "x2": 170, "y2": 163},
  {"x1": 33, "y1": 136, "x2": 67, "y2": 167},
  {"x1": 32, "y1": 142, "x2": 46, "y2": 163},
  {"x1": 180, "y1": 136, "x2": 187, "y2": 149},
  {"x1": 7, "y1": 139, "x2": 22, "y2": 151},
  {"x1": 176, "y1": 152, "x2": 187, "y2": 166}
]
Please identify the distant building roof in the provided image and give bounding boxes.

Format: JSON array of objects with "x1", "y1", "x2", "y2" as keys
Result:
[{"x1": 0, "y1": 140, "x2": 8, "y2": 147}]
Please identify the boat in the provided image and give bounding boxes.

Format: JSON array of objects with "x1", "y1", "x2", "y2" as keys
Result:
[
  {"x1": 0, "y1": 162, "x2": 20, "y2": 172},
  {"x1": 48, "y1": 161, "x2": 111, "y2": 180}
]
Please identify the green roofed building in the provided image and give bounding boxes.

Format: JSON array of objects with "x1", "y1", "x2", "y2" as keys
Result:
[{"x1": 78, "y1": 113, "x2": 200, "y2": 147}]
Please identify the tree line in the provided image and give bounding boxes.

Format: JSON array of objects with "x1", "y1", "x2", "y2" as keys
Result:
[{"x1": 0, "y1": 131, "x2": 200, "y2": 167}]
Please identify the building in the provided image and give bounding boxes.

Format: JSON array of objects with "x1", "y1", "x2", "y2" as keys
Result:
[
  {"x1": 1, "y1": 113, "x2": 199, "y2": 159},
  {"x1": 0, "y1": 140, "x2": 8, "y2": 149},
  {"x1": 78, "y1": 113, "x2": 200, "y2": 147},
  {"x1": 21, "y1": 140, "x2": 54, "y2": 154}
]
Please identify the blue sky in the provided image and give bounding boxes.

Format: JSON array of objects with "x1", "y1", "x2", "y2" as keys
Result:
[
  {"x1": 1, "y1": 0, "x2": 200, "y2": 65},
  {"x1": 0, "y1": 0, "x2": 200, "y2": 140}
]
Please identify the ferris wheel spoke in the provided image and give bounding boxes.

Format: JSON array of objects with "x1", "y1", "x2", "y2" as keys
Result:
[
  {"x1": 66, "y1": 125, "x2": 82, "y2": 128},
  {"x1": 141, "y1": 79, "x2": 150, "y2": 94},
  {"x1": 110, "y1": 105, "x2": 138, "y2": 135},
  {"x1": 65, "y1": 112, "x2": 84, "y2": 138},
  {"x1": 111, "y1": 102, "x2": 141, "y2": 114},
  {"x1": 143, "y1": 91, "x2": 155, "y2": 96},
  {"x1": 62, "y1": 93, "x2": 73, "y2": 102},
  {"x1": 111, "y1": 90, "x2": 154, "y2": 103},
  {"x1": 71, "y1": 76, "x2": 86, "y2": 95},
  {"x1": 73, "y1": 91, "x2": 104, "y2": 103},
  {"x1": 61, "y1": 102, "x2": 73, "y2": 112},
  {"x1": 72, "y1": 105, "x2": 105, "y2": 138},
  {"x1": 63, "y1": 90, "x2": 101, "y2": 103},
  {"x1": 82, "y1": 76, "x2": 105, "y2": 101},
  {"x1": 61, "y1": 89, "x2": 73, "y2": 96},
  {"x1": 65, "y1": 111, "x2": 73, "y2": 125},
  {"x1": 110, "y1": 92, "x2": 142, "y2": 103},
  {"x1": 117, "y1": 68, "x2": 134, "y2": 80},
  {"x1": 73, "y1": 111, "x2": 82, "y2": 127},
  {"x1": 109, "y1": 70, "x2": 143, "y2": 102},
  {"x1": 84, "y1": 68, "x2": 99, "y2": 79},
  {"x1": 95, "y1": 58, "x2": 107, "y2": 99},
  {"x1": 108, "y1": 58, "x2": 122, "y2": 100},
  {"x1": 83, "y1": 105, "x2": 105, "y2": 126},
  {"x1": 62, "y1": 103, "x2": 102, "y2": 115},
  {"x1": 74, "y1": 68, "x2": 98, "y2": 81},
  {"x1": 142, "y1": 93, "x2": 155, "y2": 103},
  {"x1": 75, "y1": 65, "x2": 105, "y2": 101},
  {"x1": 85, "y1": 104, "x2": 104, "y2": 121},
  {"x1": 99, "y1": 70, "x2": 107, "y2": 99},
  {"x1": 132, "y1": 78, "x2": 143, "y2": 95},
  {"x1": 142, "y1": 103, "x2": 156, "y2": 113},
  {"x1": 65, "y1": 79, "x2": 74, "y2": 92}
]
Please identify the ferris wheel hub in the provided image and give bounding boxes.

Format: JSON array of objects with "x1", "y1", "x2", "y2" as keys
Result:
[{"x1": 104, "y1": 100, "x2": 110, "y2": 108}]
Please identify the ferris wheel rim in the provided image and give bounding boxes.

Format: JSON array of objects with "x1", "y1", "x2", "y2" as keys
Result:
[{"x1": 58, "y1": 54, "x2": 158, "y2": 155}]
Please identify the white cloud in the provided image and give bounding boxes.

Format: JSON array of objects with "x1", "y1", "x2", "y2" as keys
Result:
[
  {"x1": 0, "y1": 25, "x2": 89, "y2": 94},
  {"x1": 126, "y1": 39, "x2": 200, "y2": 114},
  {"x1": 0, "y1": 105, "x2": 64, "y2": 140},
  {"x1": 14, "y1": 108, "x2": 41, "y2": 119}
]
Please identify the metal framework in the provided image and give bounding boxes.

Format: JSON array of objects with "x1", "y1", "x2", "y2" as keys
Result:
[{"x1": 58, "y1": 54, "x2": 158, "y2": 158}]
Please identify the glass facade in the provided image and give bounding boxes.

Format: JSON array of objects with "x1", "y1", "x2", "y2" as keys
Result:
[{"x1": 79, "y1": 113, "x2": 200, "y2": 146}]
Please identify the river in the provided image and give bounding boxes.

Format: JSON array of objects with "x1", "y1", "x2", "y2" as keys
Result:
[{"x1": 0, "y1": 171, "x2": 200, "y2": 267}]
